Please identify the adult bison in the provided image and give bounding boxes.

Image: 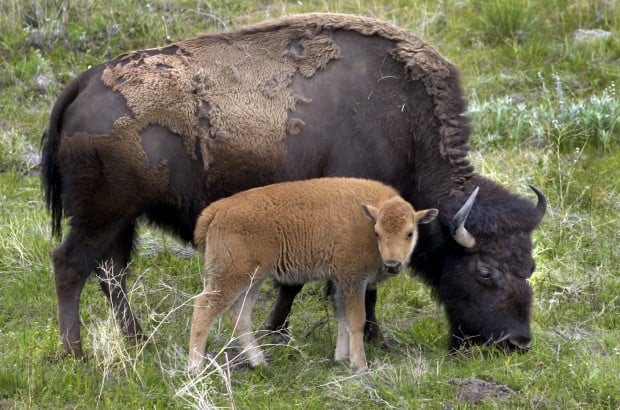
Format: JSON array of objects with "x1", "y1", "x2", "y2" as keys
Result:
[{"x1": 41, "y1": 13, "x2": 545, "y2": 357}]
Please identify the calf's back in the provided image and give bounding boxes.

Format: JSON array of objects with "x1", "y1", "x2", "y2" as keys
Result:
[{"x1": 194, "y1": 177, "x2": 399, "y2": 281}]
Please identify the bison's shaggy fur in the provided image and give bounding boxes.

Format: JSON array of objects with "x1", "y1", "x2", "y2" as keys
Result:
[{"x1": 189, "y1": 178, "x2": 437, "y2": 372}]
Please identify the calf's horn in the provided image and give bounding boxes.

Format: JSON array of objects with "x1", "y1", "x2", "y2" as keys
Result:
[
  {"x1": 450, "y1": 187, "x2": 479, "y2": 249},
  {"x1": 528, "y1": 184, "x2": 547, "y2": 221}
]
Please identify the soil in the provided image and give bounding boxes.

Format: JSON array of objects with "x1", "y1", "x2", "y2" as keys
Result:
[{"x1": 453, "y1": 377, "x2": 515, "y2": 404}]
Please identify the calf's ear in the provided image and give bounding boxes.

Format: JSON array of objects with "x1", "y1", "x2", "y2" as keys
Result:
[
  {"x1": 361, "y1": 203, "x2": 378, "y2": 222},
  {"x1": 416, "y1": 208, "x2": 438, "y2": 224}
]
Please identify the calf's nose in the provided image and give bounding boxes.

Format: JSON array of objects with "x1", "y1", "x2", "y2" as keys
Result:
[{"x1": 383, "y1": 260, "x2": 402, "y2": 274}]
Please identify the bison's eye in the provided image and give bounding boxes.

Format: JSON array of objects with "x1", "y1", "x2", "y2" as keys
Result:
[
  {"x1": 475, "y1": 267, "x2": 492, "y2": 283},
  {"x1": 374, "y1": 231, "x2": 380, "y2": 239},
  {"x1": 406, "y1": 231, "x2": 414, "y2": 240}
]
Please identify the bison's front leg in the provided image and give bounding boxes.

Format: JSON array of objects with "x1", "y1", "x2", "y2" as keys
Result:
[
  {"x1": 264, "y1": 283, "x2": 302, "y2": 340},
  {"x1": 266, "y1": 283, "x2": 383, "y2": 343},
  {"x1": 363, "y1": 286, "x2": 382, "y2": 342}
]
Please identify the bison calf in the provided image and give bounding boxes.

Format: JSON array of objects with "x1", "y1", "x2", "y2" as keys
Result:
[{"x1": 189, "y1": 177, "x2": 437, "y2": 372}]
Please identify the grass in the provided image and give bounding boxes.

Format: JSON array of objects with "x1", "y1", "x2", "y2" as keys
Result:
[
  {"x1": 469, "y1": 80, "x2": 619, "y2": 150},
  {"x1": 0, "y1": 0, "x2": 619, "y2": 408}
]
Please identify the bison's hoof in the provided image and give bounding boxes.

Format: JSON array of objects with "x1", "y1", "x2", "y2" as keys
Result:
[
  {"x1": 363, "y1": 323, "x2": 381, "y2": 342},
  {"x1": 264, "y1": 323, "x2": 292, "y2": 344}
]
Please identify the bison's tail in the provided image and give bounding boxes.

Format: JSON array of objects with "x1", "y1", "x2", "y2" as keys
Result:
[{"x1": 41, "y1": 79, "x2": 80, "y2": 239}]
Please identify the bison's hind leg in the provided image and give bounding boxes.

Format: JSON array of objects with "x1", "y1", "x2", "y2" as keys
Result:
[
  {"x1": 53, "y1": 232, "x2": 99, "y2": 358},
  {"x1": 53, "y1": 221, "x2": 139, "y2": 357},
  {"x1": 95, "y1": 221, "x2": 143, "y2": 343}
]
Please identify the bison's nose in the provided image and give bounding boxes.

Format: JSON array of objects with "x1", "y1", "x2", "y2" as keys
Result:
[
  {"x1": 383, "y1": 261, "x2": 402, "y2": 274},
  {"x1": 508, "y1": 335, "x2": 531, "y2": 350}
]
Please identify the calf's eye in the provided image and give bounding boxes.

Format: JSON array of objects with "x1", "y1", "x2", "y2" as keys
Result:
[{"x1": 406, "y1": 231, "x2": 414, "y2": 240}]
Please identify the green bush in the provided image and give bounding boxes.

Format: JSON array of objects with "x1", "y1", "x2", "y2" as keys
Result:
[{"x1": 469, "y1": 79, "x2": 619, "y2": 152}]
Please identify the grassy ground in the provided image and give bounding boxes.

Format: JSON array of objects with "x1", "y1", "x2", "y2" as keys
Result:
[{"x1": 0, "y1": 1, "x2": 618, "y2": 408}]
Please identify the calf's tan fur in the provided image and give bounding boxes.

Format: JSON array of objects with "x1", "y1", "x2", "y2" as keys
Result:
[{"x1": 189, "y1": 177, "x2": 437, "y2": 372}]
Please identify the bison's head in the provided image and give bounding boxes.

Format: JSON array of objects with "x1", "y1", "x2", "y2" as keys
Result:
[
  {"x1": 414, "y1": 184, "x2": 546, "y2": 351},
  {"x1": 362, "y1": 197, "x2": 438, "y2": 274}
]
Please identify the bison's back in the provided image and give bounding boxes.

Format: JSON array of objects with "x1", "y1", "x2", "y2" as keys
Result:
[{"x1": 43, "y1": 12, "x2": 471, "y2": 242}]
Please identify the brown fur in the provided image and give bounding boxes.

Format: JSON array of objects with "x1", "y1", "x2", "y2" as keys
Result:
[
  {"x1": 100, "y1": 16, "x2": 342, "y2": 172},
  {"x1": 189, "y1": 177, "x2": 437, "y2": 372},
  {"x1": 58, "y1": 119, "x2": 171, "y2": 215},
  {"x1": 99, "y1": 12, "x2": 470, "y2": 181}
]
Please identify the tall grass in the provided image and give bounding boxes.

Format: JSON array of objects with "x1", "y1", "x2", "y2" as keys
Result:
[{"x1": 469, "y1": 79, "x2": 619, "y2": 151}]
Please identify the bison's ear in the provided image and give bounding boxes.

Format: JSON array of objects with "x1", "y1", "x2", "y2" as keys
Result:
[
  {"x1": 416, "y1": 208, "x2": 438, "y2": 224},
  {"x1": 361, "y1": 203, "x2": 378, "y2": 222}
]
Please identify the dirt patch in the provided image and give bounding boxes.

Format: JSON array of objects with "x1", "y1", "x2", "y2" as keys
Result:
[{"x1": 453, "y1": 377, "x2": 515, "y2": 404}]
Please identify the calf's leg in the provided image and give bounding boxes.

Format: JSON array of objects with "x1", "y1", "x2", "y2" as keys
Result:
[
  {"x1": 342, "y1": 283, "x2": 368, "y2": 372},
  {"x1": 189, "y1": 271, "x2": 255, "y2": 371},
  {"x1": 189, "y1": 290, "x2": 229, "y2": 371},
  {"x1": 226, "y1": 282, "x2": 266, "y2": 367},
  {"x1": 332, "y1": 288, "x2": 350, "y2": 363},
  {"x1": 332, "y1": 281, "x2": 368, "y2": 372}
]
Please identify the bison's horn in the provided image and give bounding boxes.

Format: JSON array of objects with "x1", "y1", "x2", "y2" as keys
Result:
[
  {"x1": 528, "y1": 184, "x2": 547, "y2": 221},
  {"x1": 450, "y1": 187, "x2": 479, "y2": 249}
]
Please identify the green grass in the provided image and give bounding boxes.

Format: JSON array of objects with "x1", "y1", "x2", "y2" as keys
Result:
[{"x1": 1, "y1": 0, "x2": 619, "y2": 408}]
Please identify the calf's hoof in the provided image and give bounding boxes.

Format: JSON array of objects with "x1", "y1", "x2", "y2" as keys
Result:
[{"x1": 188, "y1": 359, "x2": 204, "y2": 374}]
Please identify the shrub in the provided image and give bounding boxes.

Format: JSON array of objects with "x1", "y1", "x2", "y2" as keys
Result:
[{"x1": 469, "y1": 77, "x2": 619, "y2": 152}]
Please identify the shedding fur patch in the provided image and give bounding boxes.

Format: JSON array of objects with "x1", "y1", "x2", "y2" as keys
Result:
[
  {"x1": 100, "y1": 13, "x2": 473, "y2": 183},
  {"x1": 238, "y1": 13, "x2": 474, "y2": 181},
  {"x1": 101, "y1": 51, "x2": 208, "y2": 159},
  {"x1": 101, "y1": 23, "x2": 342, "y2": 172}
]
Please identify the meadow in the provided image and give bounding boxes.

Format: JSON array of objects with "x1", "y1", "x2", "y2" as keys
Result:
[{"x1": 0, "y1": 1, "x2": 618, "y2": 408}]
